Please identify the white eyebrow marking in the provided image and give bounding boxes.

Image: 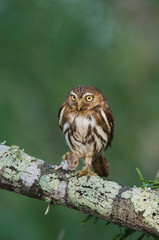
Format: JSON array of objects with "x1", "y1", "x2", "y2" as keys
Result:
[
  {"x1": 70, "y1": 91, "x2": 78, "y2": 97},
  {"x1": 83, "y1": 92, "x2": 94, "y2": 97}
]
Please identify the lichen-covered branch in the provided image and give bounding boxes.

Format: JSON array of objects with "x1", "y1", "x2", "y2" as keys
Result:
[{"x1": 0, "y1": 144, "x2": 158, "y2": 236}]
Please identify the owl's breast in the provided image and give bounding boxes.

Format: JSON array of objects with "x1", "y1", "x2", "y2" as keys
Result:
[
  {"x1": 63, "y1": 114, "x2": 92, "y2": 141},
  {"x1": 74, "y1": 115, "x2": 94, "y2": 140},
  {"x1": 63, "y1": 112, "x2": 108, "y2": 157}
]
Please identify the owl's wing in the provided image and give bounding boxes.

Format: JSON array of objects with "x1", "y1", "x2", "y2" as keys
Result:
[
  {"x1": 103, "y1": 107, "x2": 114, "y2": 148},
  {"x1": 92, "y1": 105, "x2": 114, "y2": 149},
  {"x1": 58, "y1": 104, "x2": 65, "y2": 129}
]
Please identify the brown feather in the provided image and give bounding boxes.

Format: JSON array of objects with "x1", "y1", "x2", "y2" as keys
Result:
[{"x1": 92, "y1": 153, "x2": 109, "y2": 177}]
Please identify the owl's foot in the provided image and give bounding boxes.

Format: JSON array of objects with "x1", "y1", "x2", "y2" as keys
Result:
[{"x1": 77, "y1": 169, "x2": 97, "y2": 177}]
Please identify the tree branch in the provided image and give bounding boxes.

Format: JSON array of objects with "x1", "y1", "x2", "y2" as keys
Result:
[{"x1": 0, "y1": 144, "x2": 158, "y2": 236}]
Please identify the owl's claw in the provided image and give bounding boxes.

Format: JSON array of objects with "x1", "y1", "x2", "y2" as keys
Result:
[{"x1": 77, "y1": 169, "x2": 97, "y2": 177}]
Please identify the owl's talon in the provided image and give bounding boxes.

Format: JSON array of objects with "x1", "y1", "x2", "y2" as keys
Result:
[{"x1": 77, "y1": 169, "x2": 97, "y2": 177}]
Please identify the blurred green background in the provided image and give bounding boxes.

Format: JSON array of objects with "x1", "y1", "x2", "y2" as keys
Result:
[{"x1": 0, "y1": 0, "x2": 159, "y2": 239}]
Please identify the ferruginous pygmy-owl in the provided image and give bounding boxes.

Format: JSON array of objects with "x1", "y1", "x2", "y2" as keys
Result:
[{"x1": 58, "y1": 85, "x2": 114, "y2": 177}]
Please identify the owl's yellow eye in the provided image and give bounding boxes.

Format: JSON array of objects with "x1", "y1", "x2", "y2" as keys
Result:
[
  {"x1": 86, "y1": 95, "x2": 93, "y2": 102},
  {"x1": 71, "y1": 95, "x2": 76, "y2": 101}
]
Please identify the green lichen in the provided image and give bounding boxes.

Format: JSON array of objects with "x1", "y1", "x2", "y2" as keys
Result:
[
  {"x1": 0, "y1": 145, "x2": 36, "y2": 181},
  {"x1": 65, "y1": 171, "x2": 78, "y2": 179},
  {"x1": 121, "y1": 190, "x2": 132, "y2": 199},
  {"x1": 132, "y1": 188, "x2": 159, "y2": 232},
  {"x1": 122, "y1": 187, "x2": 159, "y2": 232},
  {"x1": 3, "y1": 168, "x2": 19, "y2": 181},
  {"x1": 0, "y1": 144, "x2": 8, "y2": 158},
  {"x1": 67, "y1": 176, "x2": 121, "y2": 215},
  {"x1": 44, "y1": 197, "x2": 51, "y2": 203},
  {"x1": 39, "y1": 173, "x2": 60, "y2": 192}
]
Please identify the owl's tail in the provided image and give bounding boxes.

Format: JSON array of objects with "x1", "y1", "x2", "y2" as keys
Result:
[{"x1": 92, "y1": 152, "x2": 109, "y2": 177}]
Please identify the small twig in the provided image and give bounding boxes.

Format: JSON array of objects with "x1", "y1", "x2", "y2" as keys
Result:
[{"x1": 44, "y1": 203, "x2": 50, "y2": 215}]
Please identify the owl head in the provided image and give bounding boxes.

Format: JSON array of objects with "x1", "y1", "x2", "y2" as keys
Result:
[{"x1": 65, "y1": 85, "x2": 107, "y2": 112}]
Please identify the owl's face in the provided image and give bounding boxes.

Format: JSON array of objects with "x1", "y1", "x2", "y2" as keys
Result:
[{"x1": 65, "y1": 85, "x2": 106, "y2": 112}]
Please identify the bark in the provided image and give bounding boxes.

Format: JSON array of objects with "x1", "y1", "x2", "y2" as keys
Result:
[{"x1": 0, "y1": 144, "x2": 159, "y2": 236}]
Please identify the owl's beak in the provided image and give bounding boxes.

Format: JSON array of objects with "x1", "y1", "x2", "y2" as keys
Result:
[{"x1": 77, "y1": 98, "x2": 83, "y2": 111}]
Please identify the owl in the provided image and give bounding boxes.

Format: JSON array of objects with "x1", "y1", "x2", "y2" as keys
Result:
[{"x1": 58, "y1": 85, "x2": 114, "y2": 177}]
